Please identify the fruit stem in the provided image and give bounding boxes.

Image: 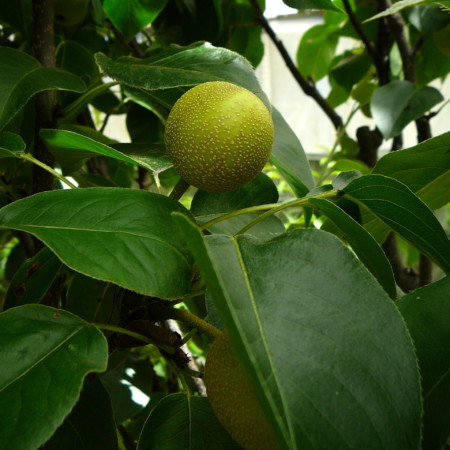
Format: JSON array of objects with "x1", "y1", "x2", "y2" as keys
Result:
[
  {"x1": 199, "y1": 202, "x2": 281, "y2": 230},
  {"x1": 22, "y1": 153, "x2": 78, "y2": 189},
  {"x1": 149, "y1": 301, "x2": 222, "y2": 341},
  {"x1": 92, "y1": 322, "x2": 175, "y2": 354},
  {"x1": 168, "y1": 289, "x2": 207, "y2": 306},
  {"x1": 199, "y1": 190, "x2": 339, "y2": 233},
  {"x1": 236, "y1": 190, "x2": 338, "y2": 234},
  {"x1": 169, "y1": 178, "x2": 190, "y2": 201}
]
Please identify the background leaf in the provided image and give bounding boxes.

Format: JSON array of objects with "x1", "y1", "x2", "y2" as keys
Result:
[
  {"x1": 0, "y1": 188, "x2": 194, "y2": 299},
  {"x1": 66, "y1": 273, "x2": 119, "y2": 324},
  {"x1": 0, "y1": 47, "x2": 86, "y2": 130},
  {"x1": 43, "y1": 375, "x2": 119, "y2": 450},
  {"x1": 0, "y1": 131, "x2": 25, "y2": 158},
  {"x1": 297, "y1": 24, "x2": 339, "y2": 81},
  {"x1": 0, "y1": 304, "x2": 108, "y2": 450},
  {"x1": 137, "y1": 393, "x2": 240, "y2": 449},
  {"x1": 103, "y1": 0, "x2": 168, "y2": 41},
  {"x1": 175, "y1": 215, "x2": 421, "y2": 449},
  {"x1": 370, "y1": 81, "x2": 443, "y2": 139},
  {"x1": 365, "y1": 0, "x2": 432, "y2": 22},
  {"x1": 270, "y1": 108, "x2": 314, "y2": 196},
  {"x1": 284, "y1": 0, "x2": 343, "y2": 12},
  {"x1": 397, "y1": 276, "x2": 450, "y2": 450},
  {"x1": 342, "y1": 174, "x2": 450, "y2": 272},
  {"x1": 3, "y1": 246, "x2": 63, "y2": 310}
]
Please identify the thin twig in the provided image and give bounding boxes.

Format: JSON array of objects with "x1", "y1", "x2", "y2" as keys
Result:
[
  {"x1": 341, "y1": 0, "x2": 376, "y2": 59},
  {"x1": 248, "y1": 0, "x2": 343, "y2": 130}
]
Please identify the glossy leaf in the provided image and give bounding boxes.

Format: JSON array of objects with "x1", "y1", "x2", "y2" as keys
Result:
[
  {"x1": 270, "y1": 108, "x2": 314, "y2": 196},
  {"x1": 56, "y1": 40, "x2": 100, "y2": 83},
  {"x1": 343, "y1": 174, "x2": 450, "y2": 272},
  {"x1": 103, "y1": 0, "x2": 168, "y2": 41},
  {"x1": 43, "y1": 376, "x2": 119, "y2": 450},
  {"x1": 3, "y1": 246, "x2": 63, "y2": 310},
  {"x1": 397, "y1": 276, "x2": 450, "y2": 450},
  {"x1": 0, "y1": 47, "x2": 86, "y2": 130},
  {"x1": 101, "y1": 350, "x2": 153, "y2": 424},
  {"x1": 309, "y1": 198, "x2": 396, "y2": 298},
  {"x1": 408, "y1": 4, "x2": 450, "y2": 35},
  {"x1": 331, "y1": 49, "x2": 372, "y2": 92},
  {"x1": 297, "y1": 24, "x2": 339, "y2": 81},
  {"x1": 42, "y1": 124, "x2": 116, "y2": 174},
  {"x1": 283, "y1": 0, "x2": 343, "y2": 12},
  {"x1": 138, "y1": 393, "x2": 240, "y2": 449},
  {"x1": 0, "y1": 188, "x2": 194, "y2": 299},
  {"x1": 0, "y1": 131, "x2": 25, "y2": 158},
  {"x1": 95, "y1": 42, "x2": 270, "y2": 109},
  {"x1": 66, "y1": 273, "x2": 119, "y2": 324},
  {"x1": 174, "y1": 215, "x2": 421, "y2": 449},
  {"x1": 0, "y1": 304, "x2": 108, "y2": 450},
  {"x1": 40, "y1": 129, "x2": 170, "y2": 176},
  {"x1": 192, "y1": 173, "x2": 284, "y2": 237},
  {"x1": 370, "y1": 81, "x2": 443, "y2": 139},
  {"x1": 365, "y1": 0, "x2": 431, "y2": 22},
  {"x1": 373, "y1": 131, "x2": 450, "y2": 210}
]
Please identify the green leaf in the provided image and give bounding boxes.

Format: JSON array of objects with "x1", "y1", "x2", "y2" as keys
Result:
[
  {"x1": 3, "y1": 246, "x2": 63, "y2": 310},
  {"x1": 0, "y1": 131, "x2": 25, "y2": 158},
  {"x1": 309, "y1": 198, "x2": 396, "y2": 298},
  {"x1": 56, "y1": 40, "x2": 100, "y2": 83},
  {"x1": 408, "y1": 4, "x2": 450, "y2": 35},
  {"x1": 66, "y1": 274, "x2": 119, "y2": 324},
  {"x1": 228, "y1": 24, "x2": 264, "y2": 68},
  {"x1": 40, "y1": 129, "x2": 171, "y2": 176},
  {"x1": 415, "y1": 35, "x2": 450, "y2": 86},
  {"x1": 283, "y1": 0, "x2": 343, "y2": 12},
  {"x1": 370, "y1": 81, "x2": 443, "y2": 139},
  {"x1": 100, "y1": 350, "x2": 153, "y2": 424},
  {"x1": 0, "y1": 0, "x2": 32, "y2": 42},
  {"x1": 43, "y1": 376, "x2": 119, "y2": 450},
  {"x1": 373, "y1": 131, "x2": 450, "y2": 210},
  {"x1": 174, "y1": 215, "x2": 421, "y2": 449},
  {"x1": 0, "y1": 188, "x2": 194, "y2": 299},
  {"x1": 297, "y1": 24, "x2": 339, "y2": 81},
  {"x1": 192, "y1": 173, "x2": 284, "y2": 237},
  {"x1": 397, "y1": 276, "x2": 450, "y2": 450},
  {"x1": 0, "y1": 304, "x2": 108, "y2": 450},
  {"x1": 270, "y1": 108, "x2": 314, "y2": 196},
  {"x1": 137, "y1": 393, "x2": 240, "y2": 449},
  {"x1": 364, "y1": 0, "x2": 432, "y2": 22},
  {"x1": 330, "y1": 49, "x2": 372, "y2": 92},
  {"x1": 95, "y1": 42, "x2": 271, "y2": 109},
  {"x1": 342, "y1": 174, "x2": 450, "y2": 273},
  {"x1": 0, "y1": 47, "x2": 86, "y2": 130},
  {"x1": 103, "y1": 0, "x2": 168, "y2": 42}
]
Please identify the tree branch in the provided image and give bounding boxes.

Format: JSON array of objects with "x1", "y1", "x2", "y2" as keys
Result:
[
  {"x1": 248, "y1": 0, "x2": 343, "y2": 130},
  {"x1": 341, "y1": 0, "x2": 376, "y2": 60},
  {"x1": 377, "y1": 0, "x2": 415, "y2": 82},
  {"x1": 382, "y1": 233, "x2": 418, "y2": 293},
  {"x1": 32, "y1": 0, "x2": 56, "y2": 195}
]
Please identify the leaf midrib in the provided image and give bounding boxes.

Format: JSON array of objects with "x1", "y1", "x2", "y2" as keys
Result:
[
  {"x1": 1, "y1": 224, "x2": 192, "y2": 269},
  {"x1": 231, "y1": 237, "x2": 293, "y2": 448}
]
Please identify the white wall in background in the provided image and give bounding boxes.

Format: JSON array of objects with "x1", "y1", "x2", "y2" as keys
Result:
[{"x1": 256, "y1": 14, "x2": 450, "y2": 158}]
